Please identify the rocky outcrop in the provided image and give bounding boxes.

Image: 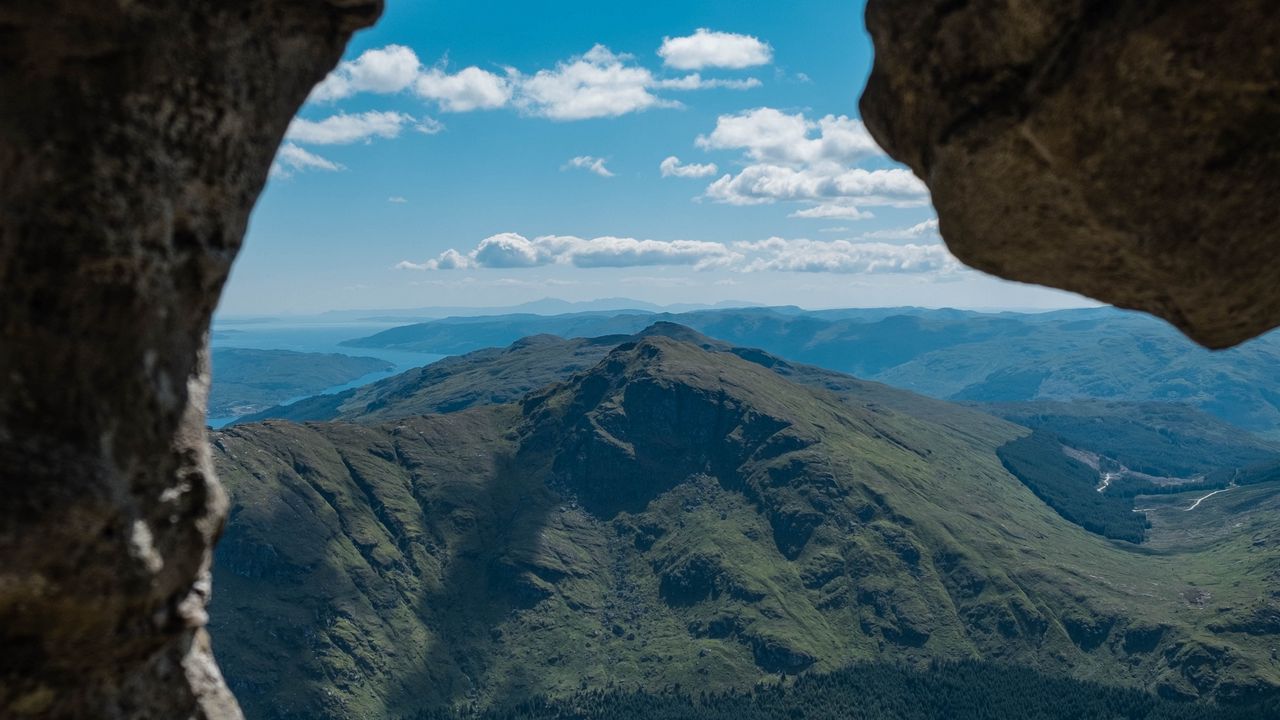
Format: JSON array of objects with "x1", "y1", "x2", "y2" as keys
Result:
[
  {"x1": 860, "y1": 1, "x2": 1280, "y2": 349},
  {"x1": 0, "y1": 1, "x2": 379, "y2": 717}
]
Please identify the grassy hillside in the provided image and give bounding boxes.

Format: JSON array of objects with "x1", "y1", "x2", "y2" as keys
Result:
[
  {"x1": 209, "y1": 337, "x2": 1280, "y2": 719},
  {"x1": 210, "y1": 347, "x2": 393, "y2": 418},
  {"x1": 339, "y1": 307, "x2": 1280, "y2": 437}
]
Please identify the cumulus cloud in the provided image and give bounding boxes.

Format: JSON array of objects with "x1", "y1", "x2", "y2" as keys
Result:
[
  {"x1": 396, "y1": 248, "x2": 473, "y2": 271},
  {"x1": 414, "y1": 66, "x2": 514, "y2": 111},
  {"x1": 658, "y1": 29, "x2": 773, "y2": 70},
  {"x1": 789, "y1": 203, "x2": 874, "y2": 220},
  {"x1": 735, "y1": 238, "x2": 960, "y2": 274},
  {"x1": 512, "y1": 46, "x2": 761, "y2": 119},
  {"x1": 397, "y1": 232, "x2": 740, "y2": 271},
  {"x1": 704, "y1": 165, "x2": 927, "y2": 206},
  {"x1": 696, "y1": 108, "x2": 882, "y2": 165},
  {"x1": 567, "y1": 237, "x2": 740, "y2": 269},
  {"x1": 660, "y1": 156, "x2": 718, "y2": 178},
  {"x1": 514, "y1": 45, "x2": 676, "y2": 120},
  {"x1": 308, "y1": 43, "x2": 759, "y2": 123},
  {"x1": 308, "y1": 44, "x2": 511, "y2": 113},
  {"x1": 310, "y1": 45, "x2": 422, "y2": 102},
  {"x1": 565, "y1": 156, "x2": 615, "y2": 177},
  {"x1": 269, "y1": 143, "x2": 343, "y2": 179},
  {"x1": 285, "y1": 111, "x2": 425, "y2": 145},
  {"x1": 397, "y1": 226, "x2": 960, "y2": 277},
  {"x1": 688, "y1": 107, "x2": 929, "y2": 208}
]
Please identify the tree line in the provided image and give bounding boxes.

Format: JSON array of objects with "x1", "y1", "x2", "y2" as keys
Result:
[{"x1": 411, "y1": 660, "x2": 1277, "y2": 720}]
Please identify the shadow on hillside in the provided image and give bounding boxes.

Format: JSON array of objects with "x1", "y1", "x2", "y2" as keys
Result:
[
  {"x1": 388, "y1": 446, "x2": 561, "y2": 713},
  {"x1": 207, "y1": 418, "x2": 562, "y2": 719}
]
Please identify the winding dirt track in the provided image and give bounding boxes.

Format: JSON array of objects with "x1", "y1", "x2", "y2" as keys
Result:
[{"x1": 1185, "y1": 487, "x2": 1232, "y2": 511}]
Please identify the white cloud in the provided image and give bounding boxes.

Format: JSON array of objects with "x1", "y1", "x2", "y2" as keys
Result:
[
  {"x1": 396, "y1": 226, "x2": 959, "y2": 276},
  {"x1": 565, "y1": 236, "x2": 740, "y2": 269},
  {"x1": 474, "y1": 233, "x2": 552, "y2": 267},
  {"x1": 736, "y1": 237, "x2": 960, "y2": 274},
  {"x1": 388, "y1": 196, "x2": 407, "y2": 203},
  {"x1": 414, "y1": 66, "x2": 514, "y2": 112},
  {"x1": 396, "y1": 248, "x2": 474, "y2": 271},
  {"x1": 654, "y1": 74, "x2": 761, "y2": 90},
  {"x1": 696, "y1": 108, "x2": 881, "y2": 165},
  {"x1": 660, "y1": 156, "x2": 718, "y2": 178},
  {"x1": 704, "y1": 165, "x2": 927, "y2": 206},
  {"x1": 285, "y1": 111, "x2": 421, "y2": 145},
  {"x1": 789, "y1": 203, "x2": 874, "y2": 220},
  {"x1": 689, "y1": 107, "x2": 928, "y2": 208},
  {"x1": 397, "y1": 232, "x2": 740, "y2": 270},
  {"x1": 515, "y1": 45, "x2": 675, "y2": 120},
  {"x1": 862, "y1": 218, "x2": 940, "y2": 241},
  {"x1": 269, "y1": 143, "x2": 343, "y2": 179},
  {"x1": 415, "y1": 117, "x2": 446, "y2": 134},
  {"x1": 658, "y1": 29, "x2": 773, "y2": 70},
  {"x1": 308, "y1": 43, "x2": 514, "y2": 112},
  {"x1": 307, "y1": 43, "x2": 757, "y2": 124},
  {"x1": 565, "y1": 156, "x2": 615, "y2": 177},
  {"x1": 310, "y1": 45, "x2": 422, "y2": 102}
]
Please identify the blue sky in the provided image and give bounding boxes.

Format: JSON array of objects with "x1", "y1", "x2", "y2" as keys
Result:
[{"x1": 219, "y1": 0, "x2": 1093, "y2": 316}]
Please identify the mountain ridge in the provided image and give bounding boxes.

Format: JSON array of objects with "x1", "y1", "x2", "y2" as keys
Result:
[{"x1": 336, "y1": 307, "x2": 1280, "y2": 438}]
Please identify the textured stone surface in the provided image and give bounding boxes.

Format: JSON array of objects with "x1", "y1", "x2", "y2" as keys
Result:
[
  {"x1": 861, "y1": 0, "x2": 1280, "y2": 349},
  {"x1": 0, "y1": 1, "x2": 379, "y2": 717}
]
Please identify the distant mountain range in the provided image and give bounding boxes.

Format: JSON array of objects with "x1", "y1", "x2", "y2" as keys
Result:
[
  {"x1": 215, "y1": 297, "x2": 764, "y2": 325},
  {"x1": 210, "y1": 327, "x2": 1280, "y2": 719},
  {"x1": 337, "y1": 306, "x2": 1280, "y2": 438}
]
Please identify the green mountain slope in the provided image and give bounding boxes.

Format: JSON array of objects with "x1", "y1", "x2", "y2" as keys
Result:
[
  {"x1": 339, "y1": 307, "x2": 1280, "y2": 437},
  {"x1": 210, "y1": 347, "x2": 393, "y2": 418},
  {"x1": 209, "y1": 337, "x2": 1280, "y2": 719}
]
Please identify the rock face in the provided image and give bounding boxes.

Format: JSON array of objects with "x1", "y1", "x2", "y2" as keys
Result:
[
  {"x1": 860, "y1": 0, "x2": 1280, "y2": 349},
  {"x1": 0, "y1": 2, "x2": 379, "y2": 717}
]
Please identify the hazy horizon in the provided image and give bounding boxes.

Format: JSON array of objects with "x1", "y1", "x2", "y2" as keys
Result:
[{"x1": 214, "y1": 294, "x2": 1109, "y2": 323}]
